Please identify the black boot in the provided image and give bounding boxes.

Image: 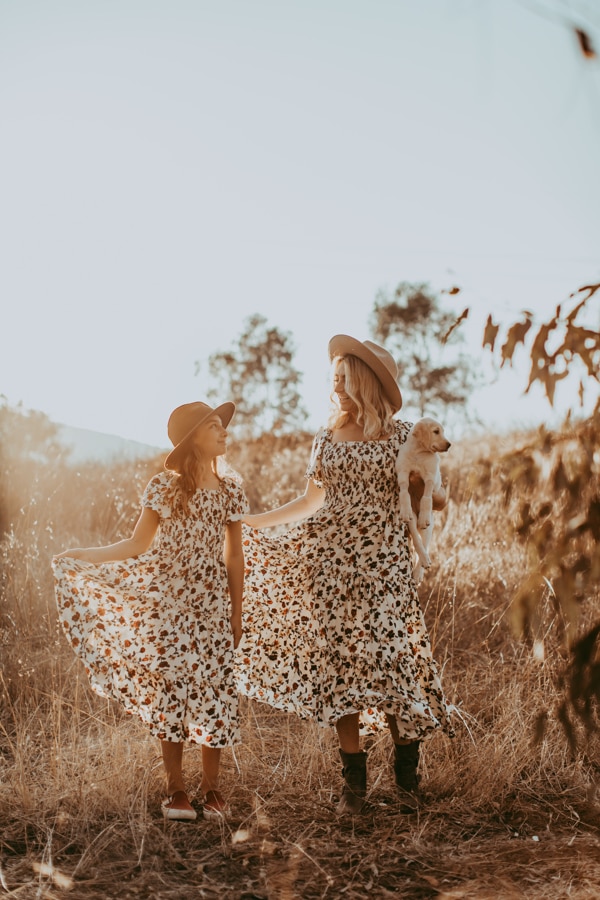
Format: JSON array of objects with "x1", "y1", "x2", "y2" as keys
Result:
[
  {"x1": 336, "y1": 749, "x2": 367, "y2": 815},
  {"x1": 393, "y1": 741, "x2": 420, "y2": 811}
]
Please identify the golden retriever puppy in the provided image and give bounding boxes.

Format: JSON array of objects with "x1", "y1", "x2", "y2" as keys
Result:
[{"x1": 396, "y1": 417, "x2": 451, "y2": 582}]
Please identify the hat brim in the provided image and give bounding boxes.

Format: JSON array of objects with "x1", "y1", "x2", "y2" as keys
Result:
[
  {"x1": 328, "y1": 334, "x2": 402, "y2": 411},
  {"x1": 164, "y1": 401, "x2": 235, "y2": 471}
]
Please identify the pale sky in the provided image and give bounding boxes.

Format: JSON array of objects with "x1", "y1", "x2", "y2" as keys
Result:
[{"x1": 2, "y1": 0, "x2": 599, "y2": 450}]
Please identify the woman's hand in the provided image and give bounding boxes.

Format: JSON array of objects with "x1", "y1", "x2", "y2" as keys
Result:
[
  {"x1": 53, "y1": 549, "x2": 89, "y2": 561},
  {"x1": 242, "y1": 514, "x2": 258, "y2": 528}
]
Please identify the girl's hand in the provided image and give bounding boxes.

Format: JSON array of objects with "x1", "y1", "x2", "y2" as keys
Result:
[
  {"x1": 54, "y1": 509, "x2": 159, "y2": 566},
  {"x1": 230, "y1": 613, "x2": 243, "y2": 649}
]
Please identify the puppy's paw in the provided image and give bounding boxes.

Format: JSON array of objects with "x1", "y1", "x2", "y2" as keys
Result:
[
  {"x1": 412, "y1": 563, "x2": 424, "y2": 583},
  {"x1": 399, "y1": 498, "x2": 412, "y2": 521},
  {"x1": 417, "y1": 512, "x2": 431, "y2": 529}
]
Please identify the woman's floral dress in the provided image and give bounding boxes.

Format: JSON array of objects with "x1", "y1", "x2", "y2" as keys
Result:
[
  {"x1": 53, "y1": 473, "x2": 248, "y2": 747},
  {"x1": 236, "y1": 422, "x2": 453, "y2": 740}
]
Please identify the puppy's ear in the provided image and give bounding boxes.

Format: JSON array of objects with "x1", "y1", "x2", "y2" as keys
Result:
[{"x1": 411, "y1": 419, "x2": 430, "y2": 449}]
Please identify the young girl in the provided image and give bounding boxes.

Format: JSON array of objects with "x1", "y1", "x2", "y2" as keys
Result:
[
  {"x1": 237, "y1": 336, "x2": 453, "y2": 816},
  {"x1": 53, "y1": 401, "x2": 248, "y2": 822}
]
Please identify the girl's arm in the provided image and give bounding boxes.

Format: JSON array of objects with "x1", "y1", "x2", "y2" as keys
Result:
[
  {"x1": 224, "y1": 520, "x2": 244, "y2": 648},
  {"x1": 53, "y1": 507, "x2": 160, "y2": 563},
  {"x1": 243, "y1": 478, "x2": 325, "y2": 530}
]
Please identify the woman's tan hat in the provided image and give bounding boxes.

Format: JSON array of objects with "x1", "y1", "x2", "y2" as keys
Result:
[
  {"x1": 328, "y1": 334, "x2": 402, "y2": 411},
  {"x1": 164, "y1": 401, "x2": 235, "y2": 471}
]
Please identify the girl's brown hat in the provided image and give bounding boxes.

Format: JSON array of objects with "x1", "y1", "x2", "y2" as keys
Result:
[
  {"x1": 328, "y1": 334, "x2": 402, "y2": 411},
  {"x1": 164, "y1": 401, "x2": 235, "y2": 471}
]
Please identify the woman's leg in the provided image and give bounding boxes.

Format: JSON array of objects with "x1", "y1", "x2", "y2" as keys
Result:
[
  {"x1": 385, "y1": 714, "x2": 420, "y2": 808},
  {"x1": 335, "y1": 713, "x2": 361, "y2": 752},
  {"x1": 386, "y1": 713, "x2": 411, "y2": 746},
  {"x1": 335, "y1": 714, "x2": 367, "y2": 815}
]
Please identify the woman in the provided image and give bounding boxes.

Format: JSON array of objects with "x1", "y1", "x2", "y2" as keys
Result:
[{"x1": 237, "y1": 336, "x2": 453, "y2": 815}]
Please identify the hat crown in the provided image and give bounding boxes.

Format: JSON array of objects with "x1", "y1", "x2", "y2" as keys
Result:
[
  {"x1": 164, "y1": 400, "x2": 235, "y2": 472},
  {"x1": 361, "y1": 340, "x2": 398, "y2": 380},
  {"x1": 167, "y1": 402, "x2": 214, "y2": 447},
  {"x1": 328, "y1": 334, "x2": 402, "y2": 411}
]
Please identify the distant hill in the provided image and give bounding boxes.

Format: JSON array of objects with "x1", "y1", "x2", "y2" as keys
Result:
[{"x1": 57, "y1": 424, "x2": 165, "y2": 464}]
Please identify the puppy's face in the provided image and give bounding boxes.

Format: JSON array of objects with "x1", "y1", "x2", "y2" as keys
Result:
[{"x1": 411, "y1": 418, "x2": 451, "y2": 453}]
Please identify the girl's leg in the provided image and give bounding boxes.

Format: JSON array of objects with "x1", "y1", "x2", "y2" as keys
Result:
[
  {"x1": 199, "y1": 745, "x2": 222, "y2": 794},
  {"x1": 335, "y1": 714, "x2": 367, "y2": 815},
  {"x1": 161, "y1": 740, "x2": 186, "y2": 795},
  {"x1": 160, "y1": 740, "x2": 196, "y2": 818},
  {"x1": 200, "y1": 745, "x2": 230, "y2": 821}
]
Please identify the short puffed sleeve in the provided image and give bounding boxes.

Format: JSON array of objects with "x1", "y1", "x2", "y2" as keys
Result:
[
  {"x1": 141, "y1": 472, "x2": 176, "y2": 518},
  {"x1": 305, "y1": 427, "x2": 327, "y2": 488},
  {"x1": 395, "y1": 419, "x2": 412, "y2": 447},
  {"x1": 223, "y1": 478, "x2": 250, "y2": 522}
]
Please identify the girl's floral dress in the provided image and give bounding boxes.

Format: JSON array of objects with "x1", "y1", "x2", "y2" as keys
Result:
[
  {"x1": 236, "y1": 421, "x2": 453, "y2": 740},
  {"x1": 53, "y1": 472, "x2": 248, "y2": 747}
]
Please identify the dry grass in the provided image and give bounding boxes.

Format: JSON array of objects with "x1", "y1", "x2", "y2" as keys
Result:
[
  {"x1": 2, "y1": 691, "x2": 600, "y2": 899},
  {"x1": 1, "y1": 413, "x2": 600, "y2": 898}
]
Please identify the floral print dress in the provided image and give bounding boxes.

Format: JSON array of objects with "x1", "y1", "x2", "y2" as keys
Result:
[
  {"x1": 236, "y1": 421, "x2": 453, "y2": 740},
  {"x1": 53, "y1": 473, "x2": 248, "y2": 747}
]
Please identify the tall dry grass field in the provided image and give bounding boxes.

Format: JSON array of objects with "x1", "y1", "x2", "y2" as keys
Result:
[{"x1": 1, "y1": 408, "x2": 599, "y2": 899}]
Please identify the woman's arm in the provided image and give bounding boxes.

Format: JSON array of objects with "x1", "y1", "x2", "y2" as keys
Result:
[
  {"x1": 243, "y1": 478, "x2": 325, "y2": 530},
  {"x1": 408, "y1": 473, "x2": 447, "y2": 514},
  {"x1": 432, "y1": 483, "x2": 447, "y2": 511},
  {"x1": 53, "y1": 507, "x2": 160, "y2": 563},
  {"x1": 224, "y1": 520, "x2": 244, "y2": 648}
]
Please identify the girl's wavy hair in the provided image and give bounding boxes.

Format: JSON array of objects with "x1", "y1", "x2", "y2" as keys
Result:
[
  {"x1": 171, "y1": 447, "x2": 242, "y2": 515},
  {"x1": 328, "y1": 354, "x2": 397, "y2": 439}
]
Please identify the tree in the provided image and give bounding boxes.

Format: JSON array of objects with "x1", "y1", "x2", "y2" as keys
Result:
[
  {"x1": 0, "y1": 398, "x2": 66, "y2": 464},
  {"x1": 481, "y1": 282, "x2": 600, "y2": 411},
  {"x1": 0, "y1": 398, "x2": 68, "y2": 538},
  {"x1": 196, "y1": 315, "x2": 309, "y2": 440},
  {"x1": 465, "y1": 282, "x2": 600, "y2": 751},
  {"x1": 369, "y1": 281, "x2": 478, "y2": 419}
]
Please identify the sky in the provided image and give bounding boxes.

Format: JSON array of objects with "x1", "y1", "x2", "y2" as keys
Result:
[{"x1": 2, "y1": 0, "x2": 599, "y2": 450}]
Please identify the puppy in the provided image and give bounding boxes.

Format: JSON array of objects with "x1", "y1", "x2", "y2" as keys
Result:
[{"x1": 395, "y1": 417, "x2": 451, "y2": 582}]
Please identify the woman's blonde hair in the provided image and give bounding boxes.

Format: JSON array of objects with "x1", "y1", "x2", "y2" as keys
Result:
[{"x1": 329, "y1": 355, "x2": 397, "y2": 439}]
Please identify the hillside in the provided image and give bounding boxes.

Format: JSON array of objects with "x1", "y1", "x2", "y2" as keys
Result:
[{"x1": 57, "y1": 422, "x2": 165, "y2": 464}]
